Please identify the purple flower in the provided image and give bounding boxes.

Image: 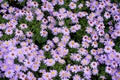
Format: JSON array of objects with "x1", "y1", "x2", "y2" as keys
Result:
[
  {"x1": 92, "y1": 68, "x2": 98, "y2": 75},
  {"x1": 69, "y1": 2, "x2": 76, "y2": 9},
  {"x1": 105, "y1": 66, "x2": 112, "y2": 74},
  {"x1": 5, "y1": 70, "x2": 15, "y2": 78},
  {"x1": 104, "y1": 46, "x2": 112, "y2": 53}
]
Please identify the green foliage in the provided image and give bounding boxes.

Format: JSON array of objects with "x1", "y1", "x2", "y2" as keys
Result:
[
  {"x1": 17, "y1": 16, "x2": 48, "y2": 48},
  {"x1": 0, "y1": 78, "x2": 9, "y2": 80},
  {"x1": 70, "y1": 17, "x2": 88, "y2": 44},
  {"x1": 0, "y1": 33, "x2": 14, "y2": 40},
  {"x1": 0, "y1": 15, "x2": 8, "y2": 23},
  {"x1": 114, "y1": 37, "x2": 120, "y2": 52},
  {"x1": 44, "y1": 51, "x2": 52, "y2": 58}
]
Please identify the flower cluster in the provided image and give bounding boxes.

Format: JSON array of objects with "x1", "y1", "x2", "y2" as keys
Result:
[{"x1": 0, "y1": 0, "x2": 120, "y2": 80}]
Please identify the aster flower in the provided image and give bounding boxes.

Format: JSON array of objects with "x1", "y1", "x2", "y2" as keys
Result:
[
  {"x1": 31, "y1": 43, "x2": 38, "y2": 51},
  {"x1": 1, "y1": 2, "x2": 9, "y2": 9},
  {"x1": 31, "y1": 1, "x2": 39, "y2": 7},
  {"x1": 40, "y1": 30, "x2": 48, "y2": 37},
  {"x1": 98, "y1": 30, "x2": 104, "y2": 36},
  {"x1": 8, "y1": 51, "x2": 17, "y2": 59},
  {"x1": 36, "y1": 15, "x2": 44, "y2": 21},
  {"x1": 42, "y1": 18, "x2": 48, "y2": 24},
  {"x1": 25, "y1": 10, "x2": 33, "y2": 16},
  {"x1": 23, "y1": 59, "x2": 33, "y2": 68},
  {"x1": 69, "y1": 40, "x2": 79, "y2": 48},
  {"x1": 104, "y1": 46, "x2": 112, "y2": 53},
  {"x1": 73, "y1": 74, "x2": 81, "y2": 80},
  {"x1": 19, "y1": 23, "x2": 28, "y2": 29},
  {"x1": 92, "y1": 34, "x2": 98, "y2": 41},
  {"x1": 26, "y1": 15, "x2": 33, "y2": 21},
  {"x1": 18, "y1": 72, "x2": 27, "y2": 80},
  {"x1": 18, "y1": 55, "x2": 25, "y2": 63},
  {"x1": 59, "y1": 70, "x2": 71, "y2": 79},
  {"x1": 92, "y1": 41, "x2": 98, "y2": 48},
  {"x1": 108, "y1": 53, "x2": 115, "y2": 60},
  {"x1": 70, "y1": 24, "x2": 81, "y2": 33},
  {"x1": 58, "y1": 20, "x2": 65, "y2": 26},
  {"x1": 39, "y1": 69, "x2": 46, "y2": 74},
  {"x1": 47, "y1": 23, "x2": 55, "y2": 30},
  {"x1": 26, "y1": 31, "x2": 33, "y2": 37},
  {"x1": 83, "y1": 66, "x2": 91, "y2": 76},
  {"x1": 85, "y1": 54, "x2": 92, "y2": 60},
  {"x1": 69, "y1": 2, "x2": 76, "y2": 9},
  {"x1": 70, "y1": 65, "x2": 79, "y2": 73},
  {"x1": 99, "y1": 54, "x2": 107, "y2": 63},
  {"x1": 82, "y1": 41, "x2": 90, "y2": 48},
  {"x1": 0, "y1": 23, "x2": 6, "y2": 30},
  {"x1": 47, "y1": 16, "x2": 55, "y2": 23},
  {"x1": 78, "y1": 48, "x2": 88, "y2": 56},
  {"x1": 44, "y1": 59, "x2": 55, "y2": 66},
  {"x1": 81, "y1": 59, "x2": 90, "y2": 66},
  {"x1": 6, "y1": 23, "x2": 16, "y2": 30},
  {"x1": 100, "y1": 76, "x2": 106, "y2": 80},
  {"x1": 90, "y1": 49, "x2": 97, "y2": 55},
  {"x1": 52, "y1": 53, "x2": 61, "y2": 61},
  {"x1": 78, "y1": 3, "x2": 83, "y2": 9},
  {"x1": 15, "y1": 29, "x2": 24, "y2": 37},
  {"x1": 66, "y1": 64, "x2": 71, "y2": 71},
  {"x1": 58, "y1": 59, "x2": 65, "y2": 64},
  {"x1": 52, "y1": 37, "x2": 59, "y2": 44},
  {"x1": 38, "y1": 78, "x2": 44, "y2": 80},
  {"x1": 92, "y1": 68, "x2": 98, "y2": 75},
  {"x1": 1, "y1": 63, "x2": 9, "y2": 71},
  {"x1": 70, "y1": 53, "x2": 81, "y2": 62},
  {"x1": 51, "y1": 0, "x2": 57, "y2": 5},
  {"x1": 62, "y1": 35, "x2": 70, "y2": 42},
  {"x1": 31, "y1": 64, "x2": 39, "y2": 72},
  {"x1": 57, "y1": 13, "x2": 66, "y2": 20},
  {"x1": 104, "y1": 33, "x2": 110, "y2": 40},
  {"x1": 0, "y1": 51, "x2": 3, "y2": 59},
  {"x1": 114, "y1": 30, "x2": 120, "y2": 37},
  {"x1": 41, "y1": 24, "x2": 47, "y2": 30},
  {"x1": 115, "y1": 52, "x2": 120, "y2": 61},
  {"x1": 43, "y1": 45, "x2": 50, "y2": 51},
  {"x1": 5, "y1": 70, "x2": 14, "y2": 78},
  {"x1": 82, "y1": 35, "x2": 89, "y2": 42},
  {"x1": 41, "y1": 4, "x2": 48, "y2": 11},
  {"x1": 111, "y1": 61, "x2": 118, "y2": 68},
  {"x1": 50, "y1": 70, "x2": 57, "y2": 78},
  {"x1": 58, "y1": 0, "x2": 64, "y2": 5},
  {"x1": 62, "y1": 27, "x2": 70, "y2": 35},
  {"x1": 5, "y1": 58, "x2": 14, "y2": 65},
  {"x1": 47, "y1": 40, "x2": 54, "y2": 48},
  {"x1": 42, "y1": 72, "x2": 52, "y2": 80},
  {"x1": 46, "y1": 2, "x2": 54, "y2": 12},
  {"x1": 8, "y1": 6, "x2": 15, "y2": 13},
  {"x1": 105, "y1": 66, "x2": 112, "y2": 74},
  {"x1": 90, "y1": 61, "x2": 98, "y2": 69},
  {"x1": 14, "y1": 64, "x2": 21, "y2": 72},
  {"x1": 88, "y1": 20, "x2": 95, "y2": 27},
  {"x1": 5, "y1": 28, "x2": 13, "y2": 35},
  {"x1": 70, "y1": 26, "x2": 77, "y2": 33},
  {"x1": 106, "y1": 40, "x2": 115, "y2": 47},
  {"x1": 104, "y1": 11, "x2": 111, "y2": 19},
  {"x1": 71, "y1": 17, "x2": 79, "y2": 23}
]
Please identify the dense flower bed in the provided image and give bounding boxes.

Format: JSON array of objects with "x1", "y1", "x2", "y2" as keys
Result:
[{"x1": 0, "y1": 0, "x2": 120, "y2": 80}]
